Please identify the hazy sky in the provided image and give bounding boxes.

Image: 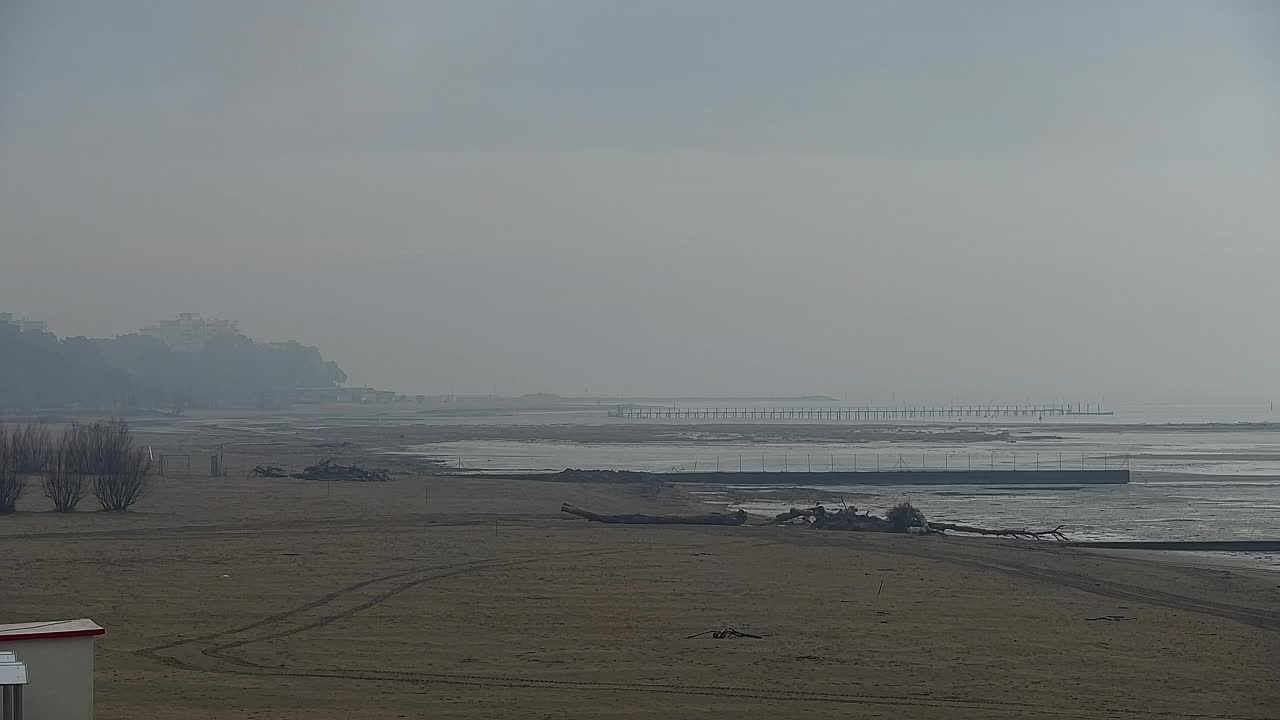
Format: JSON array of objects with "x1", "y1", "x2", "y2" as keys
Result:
[{"x1": 2, "y1": 1, "x2": 1277, "y2": 401}]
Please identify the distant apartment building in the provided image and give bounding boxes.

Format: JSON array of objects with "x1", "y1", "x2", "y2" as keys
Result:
[
  {"x1": 1, "y1": 313, "x2": 49, "y2": 333},
  {"x1": 140, "y1": 313, "x2": 241, "y2": 351}
]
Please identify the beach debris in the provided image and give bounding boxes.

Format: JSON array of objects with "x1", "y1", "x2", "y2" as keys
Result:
[
  {"x1": 686, "y1": 627, "x2": 762, "y2": 640},
  {"x1": 564, "y1": 499, "x2": 1068, "y2": 540},
  {"x1": 250, "y1": 464, "x2": 289, "y2": 478},
  {"x1": 1085, "y1": 615, "x2": 1129, "y2": 622},
  {"x1": 290, "y1": 458, "x2": 390, "y2": 482},
  {"x1": 560, "y1": 503, "x2": 747, "y2": 526},
  {"x1": 775, "y1": 501, "x2": 1069, "y2": 540},
  {"x1": 926, "y1": 521, "x2": 1068, "y2": 541},
  {"x1": 773, "y1": 503, "x2": 918, "y2": 532}
]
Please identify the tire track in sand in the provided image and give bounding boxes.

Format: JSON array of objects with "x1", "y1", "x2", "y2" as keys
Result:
[{"x1": 131, "y1": 539, "x2": 1270, "y2": 720}]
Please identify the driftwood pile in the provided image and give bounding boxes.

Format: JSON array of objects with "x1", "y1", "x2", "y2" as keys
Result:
[
  {"x1": 293, "y1": 459, "x2": 389, "y2": 482},
  {"x1": 774, "y1": 502, "x2": 1067, "y2": 539},
  {"x1": 251, "y1": 459, "x2": 390, "y2": 482},
  {"x1": 560, "y1": 500, "x2": 1068, "y2": 540}
]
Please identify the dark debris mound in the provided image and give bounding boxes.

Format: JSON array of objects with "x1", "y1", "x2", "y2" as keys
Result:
[
  {"x1": 774, "y1": 501, "x2": 929, "y2": 533},
  {"x1": 291, "y1": 458, "x2": 390, "y2": 482}
]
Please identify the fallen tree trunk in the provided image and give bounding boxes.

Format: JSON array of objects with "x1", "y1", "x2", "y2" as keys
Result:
[
  {"x1": 561, "y1": 503, "x2": 747, "y2": 526},
  {"x1": 929, "y1": 522, "x2": 1068, "y2": 540}
]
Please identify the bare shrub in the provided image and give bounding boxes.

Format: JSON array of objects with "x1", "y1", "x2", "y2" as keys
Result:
[
  {"x1": 94, "y1": 448, "x2": 150, "y2": 512},
  {"x1": 12, "y1": 423, "x2": 52, "y2": 474},
  {"x1": 0, "y1": 424, "x2": 24, "y2": 513},
  {"x1": 88, "y1": 421, "x2": 150, "y2": 512},
  {"x1": 43, "y1": 430, "x2": 89, "y2": 512}
]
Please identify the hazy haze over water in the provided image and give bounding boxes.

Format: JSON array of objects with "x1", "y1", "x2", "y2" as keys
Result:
[{"x1": 2, "y1": 1, "x2": 1278, "y2": 400}]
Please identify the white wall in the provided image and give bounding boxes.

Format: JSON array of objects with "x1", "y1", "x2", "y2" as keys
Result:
[{"x1": 0, "y1": 637, "x2": 94, "y2": 720}]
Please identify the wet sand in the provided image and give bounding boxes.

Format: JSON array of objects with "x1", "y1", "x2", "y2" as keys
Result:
[{"x1": 3, "y1": 415, "x2": 1279, "y2": 719}]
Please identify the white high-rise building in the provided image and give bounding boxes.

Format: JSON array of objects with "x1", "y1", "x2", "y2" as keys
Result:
[{"x1": 140, "y1": 313, "x2": 241, "y2": 351}]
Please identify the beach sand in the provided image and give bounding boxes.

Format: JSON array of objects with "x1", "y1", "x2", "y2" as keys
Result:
[{"x1": 3, "y1": 415, "x2": 1278, "y2": 718}]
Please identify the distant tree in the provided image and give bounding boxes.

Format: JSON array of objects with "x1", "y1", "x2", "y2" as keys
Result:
[
  {"x1": 88, "y1": 421, "x2": 150, "y2": 512},
  {"x1": 0, "y1": 425, "x2": 25, "y2": 513},
  {"x1": 43, "y1": 428, "x2": 88, "y2": 512},
  {"x1": 1, "y1": 324, "x2": 348, "y2": 410}
]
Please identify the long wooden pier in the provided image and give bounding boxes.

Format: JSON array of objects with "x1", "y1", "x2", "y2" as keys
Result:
[{"x1": 609, "y1": 404, "x2": 1112, "y2": 420}]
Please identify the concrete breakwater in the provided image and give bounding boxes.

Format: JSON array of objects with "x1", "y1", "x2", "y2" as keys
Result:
[{"x1": 470, "y1": 468, "x2": 1130, "y2": 486}]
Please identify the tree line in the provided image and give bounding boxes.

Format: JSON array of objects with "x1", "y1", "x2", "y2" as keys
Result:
[
  {"x1": 0, "y1": 420, "x2": 149, "y2": 513},
  {"x1": 0, "y1": 325, "x2": 347, "y2": 410}
]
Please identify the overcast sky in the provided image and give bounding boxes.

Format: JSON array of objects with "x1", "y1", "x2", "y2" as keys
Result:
[{"x1": 1, "y1": 1, "x2": 1277, "y2": 401}]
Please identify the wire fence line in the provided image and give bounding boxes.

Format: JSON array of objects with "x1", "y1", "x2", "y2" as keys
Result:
[{"x1": 447, "y1": 451, "x2": 1132, "y2": 473}]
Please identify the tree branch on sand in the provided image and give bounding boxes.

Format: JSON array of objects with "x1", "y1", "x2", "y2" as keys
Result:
[
  {"x1": 560, "y1": 503, "x2": 747, "y2": 526},
  {"x1": 925, "y1": 522, "x2": 1068, "y2": 541}
]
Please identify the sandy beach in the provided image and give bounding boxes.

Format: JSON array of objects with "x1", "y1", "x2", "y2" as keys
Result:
[{"x1": 3, "y1": 413, "x2": 1278, "y2": 719}]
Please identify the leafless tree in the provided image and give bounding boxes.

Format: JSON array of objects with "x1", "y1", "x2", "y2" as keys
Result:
[
  {"x1": 0, "y1": 425, "x2": 26, "y2": 513},
  {"x1": 42, "y1": 430, "x2": 89, "y2": 512},
  {"x1": 88, "y1": 421, "x2": 150, "y2": 512},
  {"x1": 94, "y1": 448, "x2": 150, "y2": 512},
  {"x1": 12, "y1": 423, "x2": 52, "y2": 474}
]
